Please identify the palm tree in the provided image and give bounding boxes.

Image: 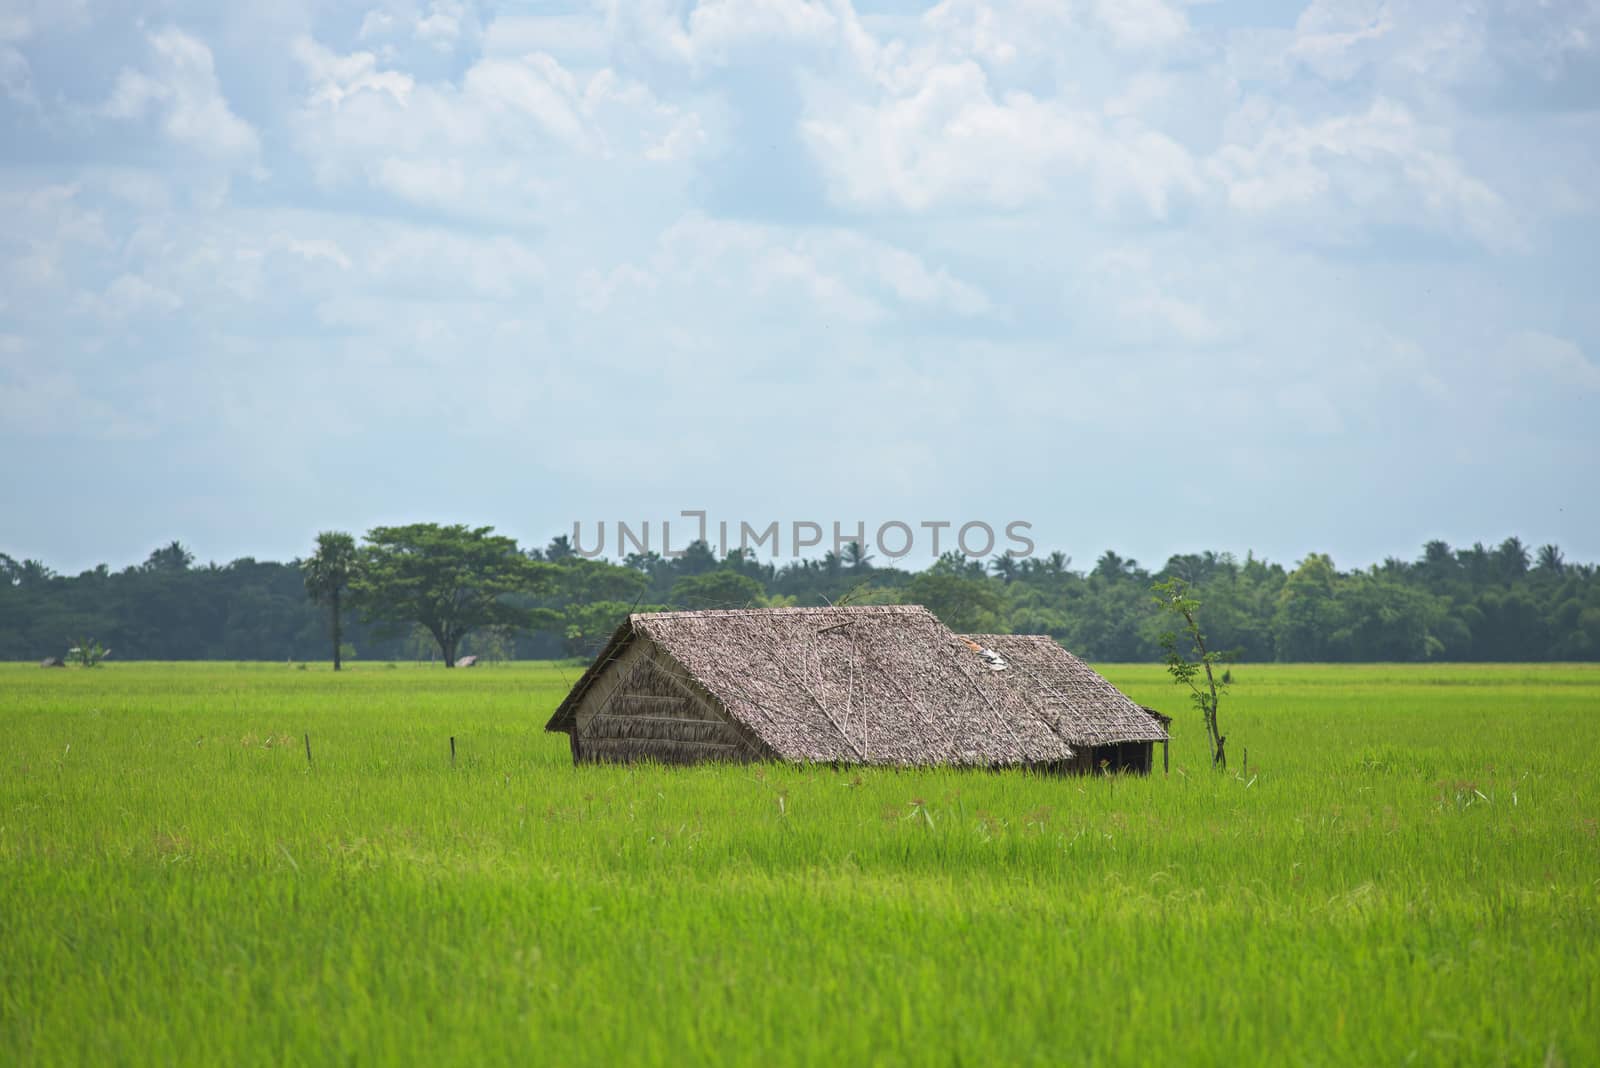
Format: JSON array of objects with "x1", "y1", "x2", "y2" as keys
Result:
[
  {"x1": 1418, "y1": 540, "x2": 1456, "y2": 586},
  {"x1": 3, "y1": 556, "x2": 56, "y2": 588},
  {"x1": 1495, "y1": 536, "x2": 1530, "y2": 581},
  {"x1": 1536, "y1": 544, "x2": 1565, "y2": 575},
  {"x1": 303, "y1": 531, "x2": 358, "y2": 671},
  {"x1": 1093, "y1": 550, "x2": 1137, "y2": 581},
  {"x1": 1458, "y1": 542, "x2": 1492, "y2": 585},
  {"x1": 842, "y1": 540, "x2": 874, "y2": 573},
  {"x1": 544, "y1": 535, "x2": 575, "y2": 561},
  {"x1": 989, "y1": 553, "x2": 1019, "y2": 583},
  {"x1": 144, "y1": 540, "x2": 194, "y2": 572}
]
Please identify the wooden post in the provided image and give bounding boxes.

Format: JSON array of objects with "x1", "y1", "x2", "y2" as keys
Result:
[
  {"x1": 1163, "y1": 739, "x2": 1169, "y2": 775},
  {"x1": 1244, "y1": 748, "x2": 1248, "y2": 779},
  {"x1": 304, "y1": 733, "x2": 312, "y2": 766},
  {"x1": 450, "y1": 736, "x2": 456, "y2": 766}
]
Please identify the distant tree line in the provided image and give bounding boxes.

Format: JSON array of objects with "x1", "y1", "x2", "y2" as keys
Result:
[{"x1": 2, "y1": 532, "x2": 1596, "y2": 663}]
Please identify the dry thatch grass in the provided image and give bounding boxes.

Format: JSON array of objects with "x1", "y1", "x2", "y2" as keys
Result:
[{"x1": 961, "y1": 634, "x2": 1169, "y2": 747}]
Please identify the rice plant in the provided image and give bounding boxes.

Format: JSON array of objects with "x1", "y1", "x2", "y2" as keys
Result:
[{"x1": 1, "y1": 662, "x2": 1595, "y2": 1065}]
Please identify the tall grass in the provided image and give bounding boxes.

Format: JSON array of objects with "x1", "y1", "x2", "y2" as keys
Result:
[{"x1": 2, "y1": 662, "x2": 1596, "y2": 1065}]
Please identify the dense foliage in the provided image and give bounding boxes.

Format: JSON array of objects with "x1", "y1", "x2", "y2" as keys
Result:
[{"x1": 2, "y1": 534, "x2": 1596, "y2": 662}]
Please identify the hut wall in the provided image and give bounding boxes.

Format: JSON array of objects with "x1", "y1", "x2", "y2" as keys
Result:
[{"x1": 568, "y1": 639, "x2": 760, "y2": 765}]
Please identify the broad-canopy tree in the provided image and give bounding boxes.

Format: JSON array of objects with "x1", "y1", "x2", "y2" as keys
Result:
[
  {"x1": 302, "y1": 531, "x2": 358, "y2": 670},
  {"x1": 352, "y1": 524, "x2": 553, "y2": 666},
  {"x1": 902, "y1": 569, "x2": 1003, "y2": 633},
  {"x1": 1273, "y1": 553, "x2": 1339, "y2": 660},
  {"x1": 540, "y1": 557, "x2": 653, "y2": 656},
  {"x1": 559, "y1": 600, "x2": 659, "y2": 657},
  {"x1": 670, "y1": 570, "x2": 766, "y2": 610}
]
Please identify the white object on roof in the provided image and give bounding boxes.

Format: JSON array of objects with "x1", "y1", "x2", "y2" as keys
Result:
[{"x1": 977, "y1": 647, "x2": 1008, "y2": 671}]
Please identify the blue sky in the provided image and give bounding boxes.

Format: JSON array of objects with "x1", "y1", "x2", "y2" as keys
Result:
[{"x1": 2, "y1": 0, "x2": 1597, "y2": 574}]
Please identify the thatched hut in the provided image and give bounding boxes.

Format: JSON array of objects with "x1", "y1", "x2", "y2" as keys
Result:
[
  {"x1": 960, "y1": 634, "x2": 1170, "y2": 773},
  {"x1": 545, "y1": 605, "x2": 1167, "y2": 774}
]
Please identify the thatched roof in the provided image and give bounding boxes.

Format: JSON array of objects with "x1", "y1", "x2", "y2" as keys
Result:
[
  {"x1": 961, "y1": 634, "x2": 1169, "y2": 746},
  {"x1": 547, "y1": 605, "x2": 1080, "y2": 767}
]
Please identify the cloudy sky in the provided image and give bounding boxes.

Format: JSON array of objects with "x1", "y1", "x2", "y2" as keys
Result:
[{"x1": 2, "y1": 0, "x2": 1597, "y2": 574}]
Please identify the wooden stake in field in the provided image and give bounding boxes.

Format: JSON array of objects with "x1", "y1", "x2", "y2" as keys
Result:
[
  {"x1": 450, "y1": 736, "x2": 456, "y2": 766},
  {"x1": 304, "y1": 733, "x2": 312, "y2": 767}
]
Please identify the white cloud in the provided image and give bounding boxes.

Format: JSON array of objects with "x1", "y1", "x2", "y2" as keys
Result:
[
  {"x1": 1274, "y1": 380, "x2": 1345, "y2": 434},
  {"x1": 1, "y1": 43, "x2": 31, "y2": 105},
  {"x1": 0, "y1": 183, "x2": 108, "y2": 298},
  {"x1": 462, "y1": 53, "x2": 586, "y2": 141},
  {"x1": 1090, "y1": 0, "x2": 1188, "y2": 51},
  {"x1": 293, "y1": 38, "x2": 414, "y2": 106},
  {"x1": 120, "y1": 207, "x2": 549, "y2": 313},
  {"x1": 103, "y1": 28, "x2": 261, "y2": 167},
  {"x1": 1480, "y1": 0, "x2": 1600, "y2": 85},
  {"x1": 277, "y1": 237, "x2": 352, "y2": 271},
  {"x1": 291, "y1": 39, "x2": 703, "y2": 220},
  {"x1": 89, "y1": 273, "x2": 184, "y2": 317},
  {"x1": 686, "y1": 0, "x2": 842, "y2": 63},
  {"x1": 1069, "y1": 244, "x2": 1235, "y2": 349},
  {"x1": 482, "y1": 14, "x2": 609, "y2": 62},
  {"x1": 358, "y1": 10, "x2": 398, "y2": 41},
  {"x1": 831, "y1": 232, "x2": 991, "y2": 316},
  {"x1": 653, "y1": 215, "x2": 891, "y2": 325},
  {"x1": 0, "y1": 359, "x2": 153, "y2": 440},
  {"x1": 560, "y1": 214, "x2": 996, "y2": 350},
  {"x1": 1287, "y1": 0, "x2": 1394, "y2": 81},
  {"x1": 798, "y1": 13, "x2": 1516, "y2": 250},
  {"x1": 576, "y1": 263, "x2": 656, "y2": 313},
  {"x1": 917, "y1": 0, "x2": 1164, "y2": 83},
  {"x1": 1210, "y1": 98, "x2": 1519, "y2": 248},
  {"x1": 362, "y1": 226, "x2": 545, "y2": 301},
  {"x1": 354, "y1": 1, "x2": 485, "y2": 56},
  {"x1": 604, "y1": 0, "x2": 878, "y2": 74},
  {"x1": 583, "y1": 215, "x2": 992, "y2": 329},
  {"x1": 1121, "y1": 294, "x2": 1225, "y2": 345},
  {"x1": 0, "y1": 0, "x2": 88, "y2": 44},
  {"x1": 802, "y1": 59, "x2": 1202, "y2": 217},
  {"x1": 414, "y1": 1, "x2": 468, "y2": 51},
  {"x1": 1508, "y1": 330, "x2": 1600, "y2": 391}
]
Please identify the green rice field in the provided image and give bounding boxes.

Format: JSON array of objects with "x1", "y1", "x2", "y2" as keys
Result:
[{"x1": 2, "y1": 662, "x2": 1597, "y2": 1065}]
